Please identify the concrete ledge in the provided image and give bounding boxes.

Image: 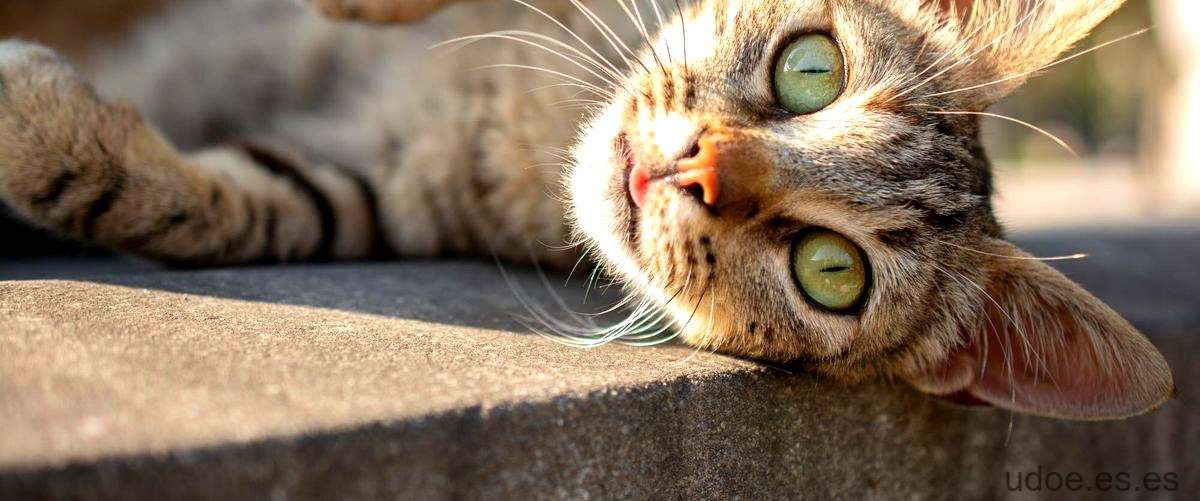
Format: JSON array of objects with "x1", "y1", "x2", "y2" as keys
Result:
[{"x1": 1, "y1": 229, "x2": 1197, "y2": 498}]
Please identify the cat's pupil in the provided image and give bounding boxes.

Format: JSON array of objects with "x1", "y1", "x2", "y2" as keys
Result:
[{"x1": 791, "y1": 230, "x2": 868, "y2": 312}]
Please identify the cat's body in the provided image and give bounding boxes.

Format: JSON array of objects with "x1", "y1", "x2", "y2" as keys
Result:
[
  {"x1": 0, "y1": 0, "x2": 1175, "y2": 420},
  {"x1": 2, "y1": 0, "x2": 616, "y2": 266}
]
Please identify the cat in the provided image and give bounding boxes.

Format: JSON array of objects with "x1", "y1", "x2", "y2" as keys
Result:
[{"x1": 0, "y1": 0, "x2": 1173, "y2": 420}]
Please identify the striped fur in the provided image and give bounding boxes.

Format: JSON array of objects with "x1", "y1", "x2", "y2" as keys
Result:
[
  {"x1": 0, "y1": 0, "x2": 1171, "y2": 419},
  {"x1": 566, "y1": 0, "x2": 1170, "y2": 419}
]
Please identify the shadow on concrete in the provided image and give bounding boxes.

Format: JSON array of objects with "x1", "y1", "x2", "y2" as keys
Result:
[
  {"x1": 1, "y1": 255, "x2": 629, "y2": 335},
  {"x1": 2, "y1": 226, "x2": 1198, "y2": 338}
]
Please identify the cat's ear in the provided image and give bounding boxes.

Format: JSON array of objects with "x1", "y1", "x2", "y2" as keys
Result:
[
  {"x1": 926, "y1": 0, "x2": 1126, "y2": 108},
  {"x1": 904, "y1": 238, "x2": 1173, "y2": 420}
]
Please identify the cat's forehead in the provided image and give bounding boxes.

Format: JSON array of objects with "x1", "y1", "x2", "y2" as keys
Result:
[{"x1": 682, "y1": 0, "x2": 832, "y2": 60}]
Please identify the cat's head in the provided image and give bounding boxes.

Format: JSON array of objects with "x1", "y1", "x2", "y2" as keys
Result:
[{"x1": 566, "y1": 0, "x2": 1173, "y2": 420}]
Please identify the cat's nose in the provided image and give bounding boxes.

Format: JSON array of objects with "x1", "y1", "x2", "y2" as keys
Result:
[{"x1": 674, "y1": 135, "x2": 720, "y2": 207}]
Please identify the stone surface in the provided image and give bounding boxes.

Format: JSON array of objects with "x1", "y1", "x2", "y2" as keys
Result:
[{"x1": 0, "y1": 229, "x2": 1197, "y2": 499}]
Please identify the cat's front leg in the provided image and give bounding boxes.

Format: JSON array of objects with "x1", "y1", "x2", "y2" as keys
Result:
[
  {"x1": 304, "y1": 0, "x2": 476, "y2": 23},
  {"x1": 0, "y1": 42, "x2": 379, "y2": 266}
]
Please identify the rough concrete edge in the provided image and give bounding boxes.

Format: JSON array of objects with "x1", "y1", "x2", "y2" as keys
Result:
[{"x1": 0, "y1": 366, "x2": 803, "y2": 498}]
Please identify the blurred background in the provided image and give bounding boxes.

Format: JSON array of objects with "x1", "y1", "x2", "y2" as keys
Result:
[
  {"x1": 983, "y1": 0, "x2": 1200, "y2": 230},
  {"x1": 0, "y1": 0, "x2": 1196, "y2": 248}
]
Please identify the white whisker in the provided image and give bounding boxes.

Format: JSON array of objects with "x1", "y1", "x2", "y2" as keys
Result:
[
  {"x1": 648, "y1": 0, "x2": 673, "y2": 64},
  {"x1": 931, "y1": 238, "x2": 1088, "y2": 261},
  {"x1": 505, "y1": 0, "x2": 625, "y2": 76},
  {"x1": 619, "y1": 0, "x2": 668, "y2": 75},
  {"x1": 673, "y1": 0, "x2": 688, "y2": 76},
  {"x1": 891, "y1": 0, "x2": 1046, "y2": 102},
  {"x1": 921, "y1": 27, "x2": 1150, "y2": 100},
  {"x1": 569, "y1": 0, "x2": 652, "y2": 75},
  {"x1": 925, "y1": 110, "x2": 1078, "y2": 157},
  {"x1": 434, "y1": 31, "x2": 622, "y2": 87},
  {"x1": 436, "y1": 32, "x2": 619, "y2": 89},
  {"x1": 473, "y1": 64, "x2": 614, "y2": 99},
  {"x1": 678, "y1": 288, "x2": 715, "y2": 364},
  {"x1": 894, "y1": 4, "x2": 1007, "y2": 91}
]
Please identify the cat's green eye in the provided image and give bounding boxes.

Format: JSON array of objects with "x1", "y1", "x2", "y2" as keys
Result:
[
  {"x1": 791, "y1": 230, "x2": 867, "y2": 312},
  {"x1": 773, "y1": 33, "x2": 845, "y2": 115}
]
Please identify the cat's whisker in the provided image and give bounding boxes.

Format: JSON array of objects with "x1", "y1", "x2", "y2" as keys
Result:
[
  {"x1": 924, "y1": 109, "x2": 1078, "y2": 158},
  {"x1": 673, "y1": 0, "x2": 688, "y2": 76},
  {"x1": 893, "y1": 2, "x2": 1007, "y2": 91},
  {"x1": 569, "y1": 278, "x2": 643, "y2": 316},
  {"x1": 527, "y1": 162, "x2": 572, "y2": 174},
  {"x1": 553, "y1": 102, "x2": 606, "y2": 113},
  {"x1": 528, "y1": 82, "x2": 613, "y2": 100},
  {"x1": 616, "y1": 291, "x2": 685, "y2": 342},
  {"x1": 608, "y1": 266, "x2": 702, "y2": 347},
  {"x1": 938, "y1": 263, "x2": 1056, "y2": 390},
  {"x1": 891, "y1": 0, "x2": 1045, "y2": 102},
  {"x1": 618, "y1": 0, "x2": 669, "y2": 77},
  {"x1": 617, "y1": 323, "x2": 678, "y2": 346},
  {"x1": 549, "y1": 97, "x2": 606, "y2": 105},
  {"x1": 586, "y1": 292, "x2": 649, "y2": 318},
  {"x1": 444, "y1": 36, "x2": 619, "y2": 93},
  {"x1": 493, "y1": 29, "x2": 630, "y2": 84},
  {"x1": 555, "y1": 101, "x2": 606, "y2": 110},
  {"x1": 533, "y1": 236, "x2": 584, "y2": 253},
  {"x1": 647, "y1": 0, "x2": 673, "y2": 64},
  {"x1": 562, "y1": 106, "x2": 604, "y2": 113},
  {"x1": 528, "y1": 246, "x2": 613, "y2": 330},
  {"x1": 919, "y1": 27, "x2": 1151, "y2": 100},
  {"x1": 621, "y1": 314, "x2": 683, "y2": 345},
  {"x1": 518, "y1": 143, "x2": 575, "y2": 163},
  {"x1": 583, "y1": 263, "x2": 603, "y2": 303},
  {"x1": 530, "y1": 285, "x2": 686, "y2": 348},
  {"x1": 555, "y1": 103, "x2": 605, "y2": 112},
  {"x1": 930, "y1": 237, "x2": 1088, "y2": 262},
  {"x1": 677, "y1": 288, "x2": 716, "y2": 364},
  {"x1": 566, "y1": 2, "x2": 636, "y2": 77},
  {"x1": 494, "y1": 250, "x2": 605, "y2": 344},
  {"x1": 527, "y1": 84, "x2": 611, "y2": 106},
  {"x1": 522, "y1": 144, "x2": 572, "y2": 158},
  {"x1": 569, "y1": 0, "x2": 652, "y2": 76},
  {"x1": 434, "y1": 32, "x2": 622, "y2": 88},
  {"x1": 473, "y1": 64, "x2": 614, "y2": 99},
  {"x1": 553, "y1": 105, "x2": 601, "y2": 113},
  {"x1": 935, "y1": 264, "x2": 1008, "y2": 383},
  {"x1": 664, "y1": 280, "x2": 709, "y2": 345},
  {"x1": 543, "y1": 235, "x2": 590, "y2": 251},
  {"x1": 504, "y1": 0, "x2": 626, "y2": 77}
]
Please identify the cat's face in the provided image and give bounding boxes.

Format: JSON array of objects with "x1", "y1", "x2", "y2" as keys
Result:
[{"x1": 566, "y1": 0, "x2": 1173, "y2": 420}]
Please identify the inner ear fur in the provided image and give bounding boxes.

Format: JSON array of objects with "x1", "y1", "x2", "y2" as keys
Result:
[
  {"x1": 918, "y1": 0, "x2": 1127, "y2": 108},
  {"x1": 906, "y1": 239, "x2": 1174, "y2": 420}
]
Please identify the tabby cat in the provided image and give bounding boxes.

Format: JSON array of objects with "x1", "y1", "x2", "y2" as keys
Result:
[{"x1": 0, "y1": 0, "x2": 1173, "y2": 419}]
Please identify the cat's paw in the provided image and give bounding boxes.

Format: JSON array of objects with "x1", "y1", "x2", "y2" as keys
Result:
[
  {"x1": 0, "y1": 41, "x2": 134, "y2": 229},
  {"x1": 0, "y1": 41, "x2": 92, "y2": 113}
]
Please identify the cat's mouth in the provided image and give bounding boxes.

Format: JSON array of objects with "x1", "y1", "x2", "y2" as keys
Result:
[
  {"x1": 615, "y1": 130, "x2": 710, "y2": 253},
  {"x1": 616, "y1": 132, "x2": 641, "y2": 248}
]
